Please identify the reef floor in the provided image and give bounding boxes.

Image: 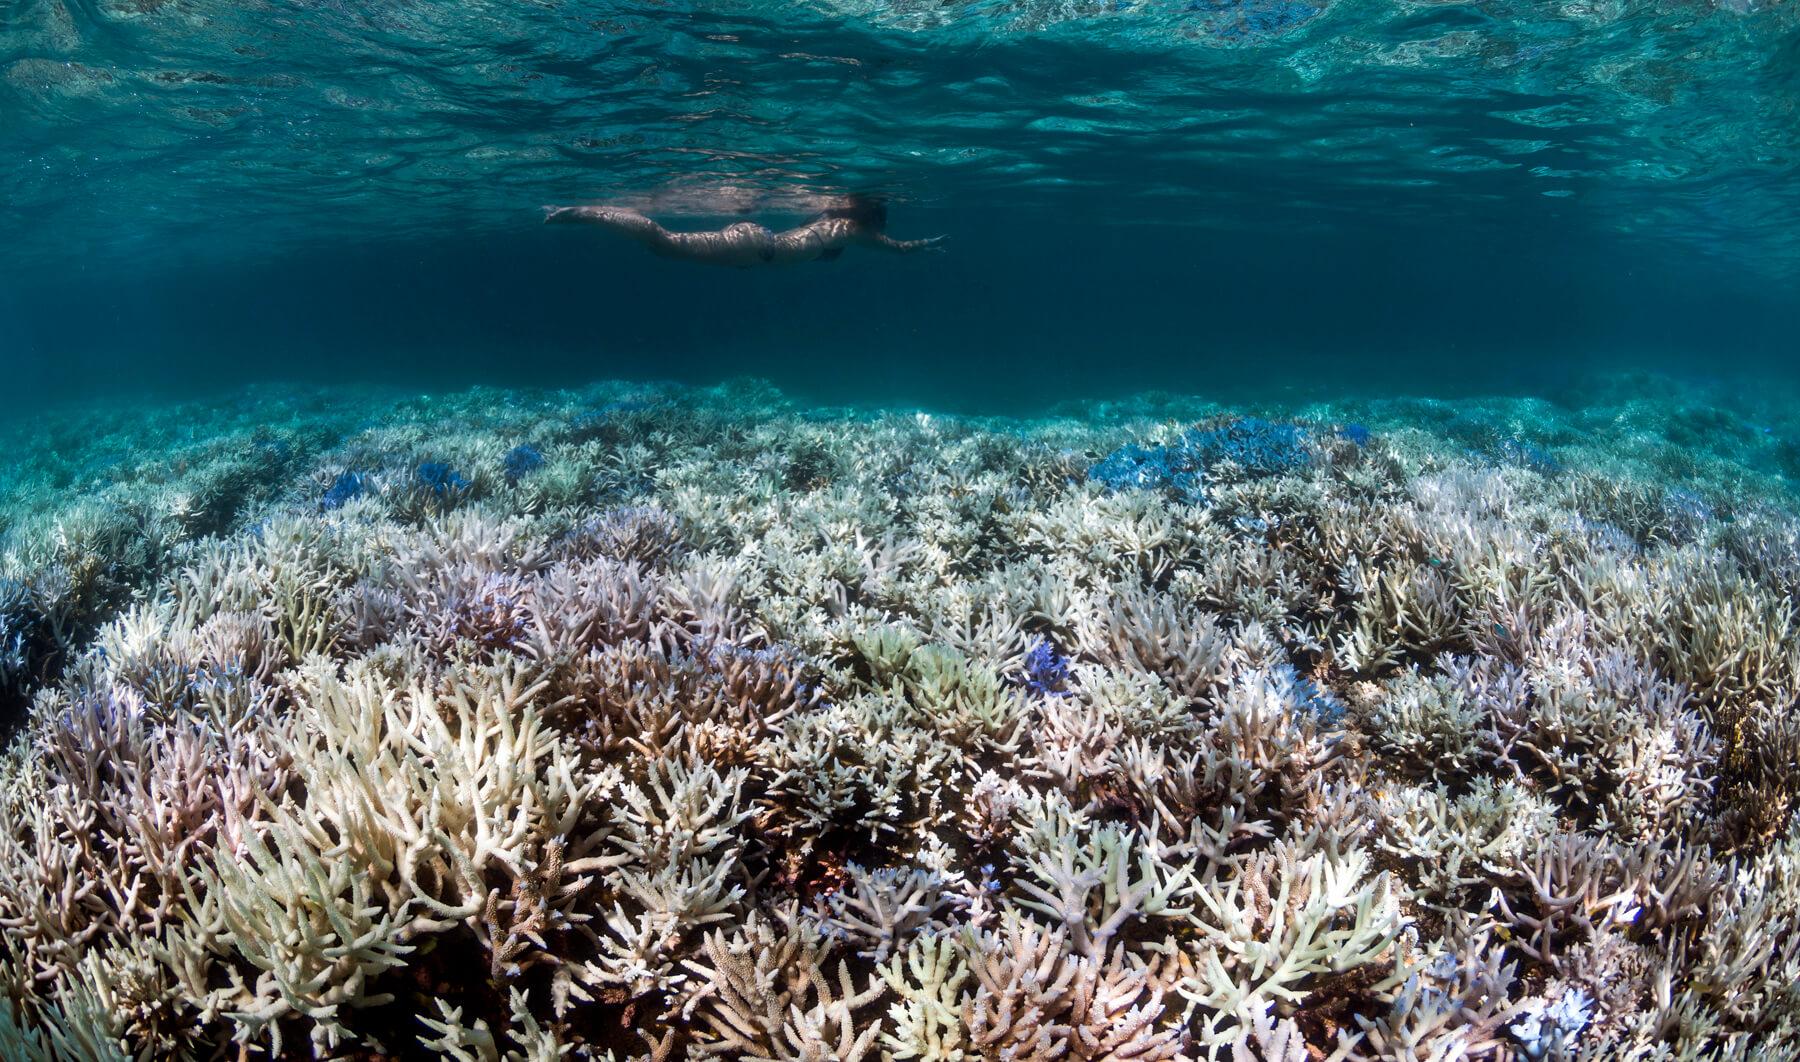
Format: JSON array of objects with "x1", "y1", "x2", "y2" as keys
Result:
[{"x1": 2, "y1": 376, "x2": 1799, "y2": 1059}]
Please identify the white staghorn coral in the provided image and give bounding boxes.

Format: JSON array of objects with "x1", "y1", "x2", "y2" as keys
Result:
[
  {"x1": 197, "y1": 794, "x2": 419, "y2": 1054},
  {"x1": 1179, "y1": 841, "x2": 1402, "y2": 1045},
  {"x1": 1081, "y1": 583, "x2": 1233, "y2": 701},
  {"x1": 1375, "y1": 776, "x2": 1560, "y2": 911},
  {"x1": 957, "y1": 909, "x2": 1190, "y2": 1061},
  {"x1": 816, "y1": 864, "x2": 961, "y2": 963},
  {"x1": 1011, "y1": 814, "x2": 1193, "y2": 961},
  {"x1": 0, "y1": 378, "x2": 1798, "y2": 1058},
  {"x1": 878, "y1": 932, "x2": 970, "y2": 1060},
  {"x1": 680, "y1": 907, "x2": 887, "y2": 1060},
  {"x1": 589, "y1": 759, "x2": 754, "y2": 996}
]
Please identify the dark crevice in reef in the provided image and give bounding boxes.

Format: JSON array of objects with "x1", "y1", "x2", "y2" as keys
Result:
[
  {"x1": 1, "y1": 576, "x2": 129, "y2": 738},
  {"x1": 334, "y1": 928, "x2": 664, "y2": 1061}
]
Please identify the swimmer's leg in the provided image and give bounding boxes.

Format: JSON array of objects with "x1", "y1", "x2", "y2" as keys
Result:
[
  {"x1": 543, "y1": 205, "x2": 644, "y2": 226},
  {"x1": 542, "y1": 205, "x2": 675, "y2": 254}
]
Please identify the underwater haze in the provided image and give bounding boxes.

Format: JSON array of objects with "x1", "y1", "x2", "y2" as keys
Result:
[{"x1": 5, "y1": 0, "x2": 1800, "y2": 406}]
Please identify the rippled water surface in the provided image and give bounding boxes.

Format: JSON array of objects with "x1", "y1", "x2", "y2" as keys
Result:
[
  {"x1": 8, "y1": 0, "x2": 1798, "y2": 256},
  {"x1": 3, "y1": 0, "x2": 1798, "y2": 405}
]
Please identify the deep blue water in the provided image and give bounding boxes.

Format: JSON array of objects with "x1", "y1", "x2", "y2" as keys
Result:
[{"x1": 4, "y1": 0, "x2": 1799, "y2": 412}]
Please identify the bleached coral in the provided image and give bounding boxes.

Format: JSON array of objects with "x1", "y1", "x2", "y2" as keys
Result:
[
  {"x1": 679, "y1": 907, "x2": 886, "y2": 1060},
  {"x1": 0, "y1": 377, "x2": 1796, "y2": 1058}
]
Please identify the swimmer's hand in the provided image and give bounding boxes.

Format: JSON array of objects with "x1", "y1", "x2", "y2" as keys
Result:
[{"x1": 881, "y1": 234, "x2": 948, "y2": 254}]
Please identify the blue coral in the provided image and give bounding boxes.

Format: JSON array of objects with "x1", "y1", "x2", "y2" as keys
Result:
[
  {"x1": 503, "y1": 444, "x2": 545, "y2": 483},
  {"x1": 1272, "y1": 663, "x2": 1345, "y2": 725},
  {"x1": 1188, "y1": 417, "x2": 1312, "y2": 475},
  {"x1": 1494, "y1": 438, "x2": 1561, "y2": 475},
  {"x1": 1511, "y1": 988, "x2": 1593, "y2": 1059},
  {"x1": 415, "y1": 461, "x2": 472, "y2": 497},
  {"x1": 1022, "y1": 639, "x2": 1072, "y2": 697},
  {"x1": 1090, "y1": 416, "x2": 1313, "y2": 503},
  {"x1": 1090, "y1": 441, "x2": 1209, "y2": 503},
  {"x1": 321, "y1": 470, "x2": 368, "y2": 510}
]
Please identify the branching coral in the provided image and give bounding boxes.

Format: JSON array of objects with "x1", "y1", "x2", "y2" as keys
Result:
[
  {"x1": 1011, "y1": 813, "x2": 1194, "y2": 960},
  {"x1": 1179, "y1": 841, "x2": 1402, "y2": 1045},
  {"x1": 196, "y1": 794, "x2": 421, "y2": 1054},
  {"x1": 1, "y1": 378, "x2": 1799, "y2": 1059},
  {"x1": 1081, "y1": 583, "x2": 1233, "y2": 701},
  {"x1": 680, "y1": 907, "x2": 887, "y2": 1060},
  {"x1": 589, "y1": 758, "x2": 755, "y2": 995},
  {"x1": 816, "y1": 864, "x2": 961, "y2": 962}
]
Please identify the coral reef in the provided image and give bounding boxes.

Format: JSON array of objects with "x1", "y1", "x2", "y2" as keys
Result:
[
  {"x1": 416, "y1": 461, "x2": 474, "y2": 499},
  {"x1": 1, "y1": 376, "x2": 1799, "y2": 1059},
  {"x1": 1089, "y1": 415, "x2": 1315, "y2": 505},
  {"x1": 503, "y1": 445, "x2": 547, "y2": 484},
  {"x1": 322, "y1": 470, "x2": 370, "y2": 511}
]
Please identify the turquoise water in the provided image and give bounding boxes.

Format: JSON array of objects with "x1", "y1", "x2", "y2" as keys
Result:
[{"x1": 4, "y1": 0, "x2": 1800, "y2": 407}]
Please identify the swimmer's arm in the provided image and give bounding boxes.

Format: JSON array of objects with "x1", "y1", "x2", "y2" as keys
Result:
[{"x1": 864, "y1": 233, "x2": 947, "y2": 254}]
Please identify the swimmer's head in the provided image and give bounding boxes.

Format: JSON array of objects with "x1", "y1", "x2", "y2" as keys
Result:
[{"x1": 821, "y1": 195, "x2": 888, "y2": 232}]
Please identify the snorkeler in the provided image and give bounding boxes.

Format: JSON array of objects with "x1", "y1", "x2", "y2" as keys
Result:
[{"x1": 541, "y1": 197, "x2": 944, "y2": 267}]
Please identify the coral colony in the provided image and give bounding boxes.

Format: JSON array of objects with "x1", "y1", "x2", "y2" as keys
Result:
[{"x1": 2, "y1": 377, "x2": 1800, "y2": 1060}]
